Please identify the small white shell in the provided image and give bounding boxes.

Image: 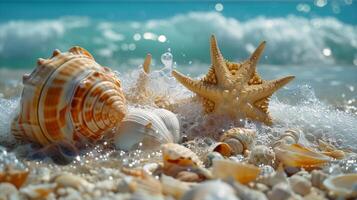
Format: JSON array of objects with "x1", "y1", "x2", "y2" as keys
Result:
[
  {"x1": 20, "y1": 183, "x2": 56, "y2": 199},
  {"x1": 248, "y1": 145, "x2": 276, "y2": 166},
  {"x1": 220, "y1": 127, "x2": 256, "y2": 155},
  {"x1": 181, "y1": 180, "x2": 239, "y2": 200},
  {"x1": 257, "y1": 165, "x2": 288, "y2": 187},
  {"x1": 273, "y1": 129, "x2": 300, "y2": 148},
  {"x1": 161, "y1": 174, "x2": 192, "y2": 199},
  {"x1": 323, "y1": 173, "x2": 357, "y2": 198},
  {"x1": 114, "y1": 108, "x2": 180, "y2": 151},
  {"x1": 54, "y1": 173, "x2": 93, "y2": 192}
]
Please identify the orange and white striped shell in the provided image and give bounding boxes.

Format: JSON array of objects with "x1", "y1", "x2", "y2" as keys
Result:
[{"x1": 11, "y1": 47, "x2": 127, "y2": 146}]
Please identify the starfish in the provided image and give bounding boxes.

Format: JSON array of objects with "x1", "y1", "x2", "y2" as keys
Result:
[{"x1": 172, "y1": 35, "x2": 295, "y2": 125}]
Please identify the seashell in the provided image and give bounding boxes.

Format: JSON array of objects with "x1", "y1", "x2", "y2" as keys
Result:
[
  {"x1": 257, "y1": 165, "x2": 288, "y2": 187},
  {"x1": 208, "y1": 142, "x2": 232, "y2": 157},
  {"x1": 54, "y1": 173, "x2": 94, "y2": 192},
  {"x1": 11, "y1": 47, "x2": 127, "y2": 146},
  {"x1": 248, "y1": 145, "x2": 276, "y2": 166},
  {"x1": 212, "y1": 159, "x2": 260, "y2": 184},
  {"x1": 220, "y1": 127, "x2": 256, "y2": 155},
  {"x1": 161, "y1": 175, "x2": 193, "y2": 199},
  {"x1": 0, "y1": 165, "x2": 29, "y2": 189},
  {"x1": 274, "y1": 144, "x2": 331, "y2": 170},
  {"x1": 323, "y1": 173, "x2": 357, "y2": 198},
  {"x1": 318, "y1": 139, "x2": 345, "y2": 160},
  {"x1": 311, "y1": 170, "x2": 328, "y2": 190},
  {"x1": 161, "y1": 143, "x2": 203, "y2": 177},
  {"x1": 272, "y1": 129, "x2": 300, "y2": 148},
  {"x1": 0, "y1": 183, "x2": 19, "y2": 200},
  {"x1": 114, "y1": 108, "x2": 180, "y2": 151},
  {"x1": 124, "y1": 172, "x2": 163, "y2": 195},
  {"x1": 229, "y1": 180, "x2": 268, "y2": 200},
  {"x1": 181, "y1": 180, "x2": 239, "y2": 200},
  {"x1": 20, "y1": 183, "x2": 56, "y2": 199},
  {"x1": 289, "y1": 174, "x2": 311, "y2": 196},
  {"x1": 176, "y1": 171, "x2": 203, "y2": 182},
  {"x1": 267, "y1": 183, "x2": 294, "y2": 200}
]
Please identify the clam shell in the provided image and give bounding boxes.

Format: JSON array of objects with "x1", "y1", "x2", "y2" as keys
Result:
[
  {"x1": 12, "y1": 47, "x2": 126, "y2": 146},
  {"x1": 114, "y1": 108, "x2": 180, "y2": 151},
  {"x1": 323, "y1": 173, "x2": 357, "y2": 198},
  {"x1": 212, "y1": 159, "x2": 260, "y2": 184},
  {"x1": 220, "y1": 127, "x2": 256, "y2": 155},
  {"x1": 274, "y1": 144, "x2": 331, "y2": 170}
]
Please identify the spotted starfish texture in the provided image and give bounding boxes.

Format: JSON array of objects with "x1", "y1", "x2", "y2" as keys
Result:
[{"x1": 172, "y1": 35, "x2": 295, "y2": 125}]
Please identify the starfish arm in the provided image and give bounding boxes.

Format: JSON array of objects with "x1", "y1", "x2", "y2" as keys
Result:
[
  {"x1": 142, "y1": 53, "x2": 151, "y2": 74},
  {"x1": 244, "y1": 75, "x2": 295, "y2": 101},
  {"x1": 210, "y1": 35, "x2": 232, "y2": 87},
  {"x1": 172, "y1": 70, "x2": 221, "y2": 101},
  {"x1": 234, "y1": 41, "x2": 266, "y2": 86},
  {"x1": 243, "y1": 104, "x2": 273, "y2": 125}
]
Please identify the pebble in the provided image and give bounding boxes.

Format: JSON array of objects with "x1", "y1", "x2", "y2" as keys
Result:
[
  {"x1": 0, "y1": 183, "x2": 19, "y2": 200},
  {"x1": 289, "y1": 175, "x2": 311, "y2": 196}
]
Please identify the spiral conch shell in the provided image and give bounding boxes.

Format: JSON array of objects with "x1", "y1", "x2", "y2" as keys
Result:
[
  {"x1": 11, "y1": 47, "x2": 127, "y2": 146},
  {"x1": 220, "y1": 127, "x2": 256, "y2": 155},
  {"x1": 114, "y1": 108, "x2": 180, "y2": 151}
]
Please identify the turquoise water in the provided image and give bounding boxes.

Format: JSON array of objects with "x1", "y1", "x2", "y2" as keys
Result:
[{"x1": 0, "y1": 1, "x2": 356, "y2": 104}]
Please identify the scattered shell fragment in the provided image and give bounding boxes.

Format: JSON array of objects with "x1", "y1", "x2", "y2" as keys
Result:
[
  {"x1": 274, "y1": 144, "x2": 331, "y2": 170},
  {"x1": 181, "y1": 180, "x2": 239, "y2": 200},
  {"x1": 272, "y1": 129, "x2": 299, "y2": 147},
  {"x1": 0, "y1": 166, "x2": 29, "y2": 188},
  {"x1": 248, "y1": 145, "x2": 276, "y2": 166},
  {"x1": 20, "y1": 183, "x2": 56, "y2": 199},
  {"x1": 54, "y1": 173, "x2": 94, "y2": 192},
  {"x1": 318, "y1": 140, "x2": 345, "y2": 160},
  {"x1": 0, "y1": 183, "x2": 19, "y2": 200},
  {"x1": 161, "y1": 143, "x2": 203, "y2": 177},
  {"x1": 220, "y1": 127, "x2": 256, "y2": 155},
  {"x1": 114, "y1": 108, "x2": 180, "y2": 151},
  {"x1": 289, "y1": 174, "x2": 311, "y2": 196},
  {"x1": 257, "y1": 165, "x2": 288, "y2": 187},
  {"x1": 204, "y1": 151, "x2": 224, "y2": 167},
  {"x1": 161, "y1": 175, "x2": 192, "y2": 199},
  {"x1": 212, "y1": 159, "x2": 260, "y2": 184},
  {"x1": 323, "y1": 173, "x2": 357, "y2": 198},
  {"x1": 229, "y1": 180, "x2": 268, "y2": 200}
]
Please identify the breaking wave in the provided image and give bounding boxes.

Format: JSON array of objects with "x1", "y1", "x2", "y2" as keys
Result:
[{"x1": 0, "y1": 12, "x2": 356, "y2": 69}]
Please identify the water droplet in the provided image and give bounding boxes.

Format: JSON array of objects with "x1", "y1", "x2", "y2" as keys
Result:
[
  {"x1": 161, "y1": 52, "x2": 173, "y2": 69},
  {"x1": 322, "y1": 48, "x2": 332, "y2": 57},
  {"x1": 215, "y1": 3, "x2": 224, "y2": 12},
  {"x1": 315, "y1": 0, "x2": 327, "y2": 7},
  {"x1": 158, "y1": 35, "x2": 167, "y2": 43}
]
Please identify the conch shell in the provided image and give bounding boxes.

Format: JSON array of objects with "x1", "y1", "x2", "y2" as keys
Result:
[
  {"x1": 220, "y1": 127, "x2": 256, "y2": 155},
  {"x1": 11, "y1": 47, "x2": 127, "y2": 146},
  {"x1": 114, "y1": 108, "x2": 180, "y2": 150},
  {"x1": 274, "y1": 144, "x2": 331, "y2": 170}
]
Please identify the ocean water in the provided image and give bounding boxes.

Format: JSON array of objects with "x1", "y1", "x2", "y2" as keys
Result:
[{"x1": 0, "y1": 1, "x2": 356, "y2": 151}]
